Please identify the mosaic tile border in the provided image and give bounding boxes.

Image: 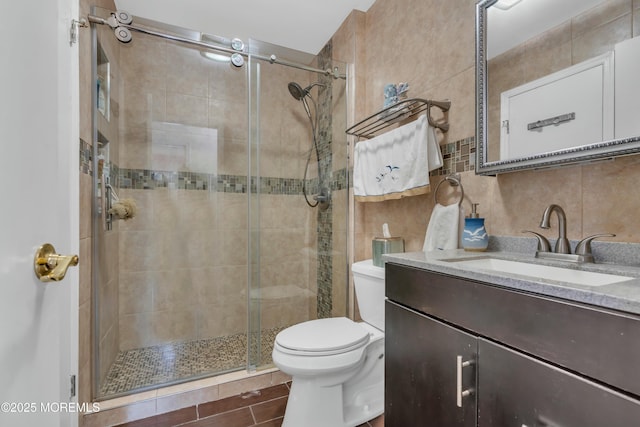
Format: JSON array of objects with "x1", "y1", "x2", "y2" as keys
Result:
[
  {"x1": 316, "y1": 40, "x2": 335, "y2": 319},
  {"x1": 80, "y1": 138, "x2": 92, "y2": 175},
  {"x1": 85, "y1": 136, "x2": 456, "y2": 195},
  {"x1": 114, "y1": 167, "x2": 349, "y2": 196},
  {"x1": 432, "y1": 136, "x2": 476, "y2": 176},
  {"x1": 81, "y1": 136, "x2": 475, "y2": 185},
  {"x1": 118, "y1": 169, "x2": 246, "y2": 192}
]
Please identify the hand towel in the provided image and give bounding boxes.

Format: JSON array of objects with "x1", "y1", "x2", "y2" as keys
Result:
[
  {"x1": 354, "y1": 114, "x2": 443, "y2": 202},
  {"x1": 423, "y1": 203, "x2": 460, "y2": 252}
]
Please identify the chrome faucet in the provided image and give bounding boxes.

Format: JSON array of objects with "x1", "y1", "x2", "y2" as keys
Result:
[
  {"x1": 539, "y1": 204, "x2": 571, "y2": 254},
  {"x1": 522, "y1": 204, "x2": 615, "y2": 263}
]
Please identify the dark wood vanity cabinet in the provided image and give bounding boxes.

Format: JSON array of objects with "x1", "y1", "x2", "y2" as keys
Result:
[
  {"x1": 478, "y1": 338, "x2": 640, "y2": 426},
  {"x1": 384, "y1": 262, "x2": 640, "y2": 427},
  {"x1": 386, "y1": 301, "x2": 476, "y2": 426}
]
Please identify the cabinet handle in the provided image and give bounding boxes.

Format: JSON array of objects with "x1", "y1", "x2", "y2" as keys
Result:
[
  {"x1": 456, "y1": 355, "x2": 474, "y2": 408},
  {"x1": 527, "y1": 112, "x2": 575, "y2": 131}
]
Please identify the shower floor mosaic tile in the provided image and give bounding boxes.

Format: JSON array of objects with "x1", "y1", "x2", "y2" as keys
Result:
[{"x1": 100, "y1": 327, "x2": 283, "y2": 396}]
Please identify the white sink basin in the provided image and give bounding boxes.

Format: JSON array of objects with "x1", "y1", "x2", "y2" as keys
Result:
[{"x1": 444, "y1": 257, "x2": 634, "y2": 287}]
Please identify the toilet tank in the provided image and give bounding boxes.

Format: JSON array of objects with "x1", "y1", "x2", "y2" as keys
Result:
[{"x1": 352, "y1": 259, "x2": 386, "y2": 331}]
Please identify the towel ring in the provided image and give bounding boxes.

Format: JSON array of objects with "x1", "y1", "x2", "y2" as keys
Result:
[{"x1": 433, "y1": 176, "x2": 464, "y2": 207}]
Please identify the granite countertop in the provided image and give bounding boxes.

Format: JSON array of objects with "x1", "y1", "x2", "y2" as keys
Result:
[{"x1": 383, "y1": 248, "x2": 640, "y2": 317}]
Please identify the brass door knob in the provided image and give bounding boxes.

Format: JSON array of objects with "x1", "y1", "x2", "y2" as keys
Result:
[{"x1": 34, "y1": 243, "x2": 79, "y2": 282}]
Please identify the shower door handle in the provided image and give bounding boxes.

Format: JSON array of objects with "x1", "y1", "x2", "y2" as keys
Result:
[{"x1": 34, "y1": 243, "x2": 79, "y2": 282}]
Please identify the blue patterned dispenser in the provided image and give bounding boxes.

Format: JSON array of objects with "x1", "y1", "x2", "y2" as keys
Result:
[{"x1": 463, "y1": 203, "x2": 488, "y2": 251}]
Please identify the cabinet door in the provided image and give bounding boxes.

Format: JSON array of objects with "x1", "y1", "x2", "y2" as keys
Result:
[
  {"x1": 499, "y1": 52, "x2": 613, "y2": 160},
  {"x1": 478, "y1": 338, "x2": 640, "y2": 427},
  {"x1": 385, "y1": 301, "x2": 477, "y2": 427}
]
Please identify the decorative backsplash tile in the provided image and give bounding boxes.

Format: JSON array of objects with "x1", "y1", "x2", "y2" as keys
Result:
[
  {"x1": 433, "y1": 136, "x2": 476, "y2": 176},
  {"x1": 81, "y1": 135, "x2": 468, "y2": 194},
  {"x1": 113, "y1": 168, "x2": 349, "y2": 196},
  {"x1": 80, "y1": 138, "x2": 93, "y2": 175},
  {"x1": 316, "y1": 40, "x2": 334, "y2": 320}
]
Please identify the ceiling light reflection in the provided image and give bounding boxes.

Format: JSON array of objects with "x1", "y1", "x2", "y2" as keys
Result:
[
  {"x1": 203, "y1": 52, "x2": 231, "y2": 62},
  {"x1": 494, "y1": 0, "x2": 523, "y2": 11}
]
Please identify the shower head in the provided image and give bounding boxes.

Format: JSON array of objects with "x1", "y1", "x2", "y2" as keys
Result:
[
  {"x1": 287, "y1": 81, "x2": 326, "y2": 101},
  {"x1": 288, "y1": 82, "x2": 307, "y2": 100}
]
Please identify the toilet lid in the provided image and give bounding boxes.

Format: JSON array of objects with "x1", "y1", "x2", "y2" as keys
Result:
[{"x1": 275, "y1": 317, "x2": 370, "y2": 355}]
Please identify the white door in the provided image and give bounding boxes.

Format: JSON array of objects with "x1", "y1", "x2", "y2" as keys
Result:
[
  {"x1": 499, "y1": 53, "x2": 613, "y2": 161},
  {"x1": 0, "y1": 0, "x2": 79, "y2": 426}
]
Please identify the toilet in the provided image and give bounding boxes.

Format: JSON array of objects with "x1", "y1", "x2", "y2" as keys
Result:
[{"x1": 272, "y1": 259, "x2": 385, "y2": 427}]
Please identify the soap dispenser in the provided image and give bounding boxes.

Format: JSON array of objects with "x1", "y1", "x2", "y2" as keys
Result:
[{"x1": 462, "y1": 203, "x2": 488, "y2": 251}]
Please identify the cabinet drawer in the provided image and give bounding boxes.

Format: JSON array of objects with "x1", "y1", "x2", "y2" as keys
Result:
[
  {"x1": 385, "y1": 263, "x2": 640, "y2": 398},
  {"x1": 478, "y1": 338, "x2": 640, "y2": 427}
]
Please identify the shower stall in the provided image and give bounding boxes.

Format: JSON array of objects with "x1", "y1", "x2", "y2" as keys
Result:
[{"x1": 91, "y1": 7, "x2": 349, "y2": 399}]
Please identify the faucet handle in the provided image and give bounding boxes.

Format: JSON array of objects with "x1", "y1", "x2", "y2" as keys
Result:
[
  {"x1": 575, "y1": 233, "x2": 616, "y2": 256},
  {"x1": 522, "y1": 230, "x2": 552, "y2": 252}
]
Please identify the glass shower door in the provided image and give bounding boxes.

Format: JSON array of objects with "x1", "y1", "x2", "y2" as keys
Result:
[
  {"x1": 92, "y1": 8, "x2": 350, "y2": 397},
  {"x1": 93, "y1": 8, "x2": 251, "y2": 397},
  {"x1": 247, "y1": 45, "x2": 350, "y2": 371}
]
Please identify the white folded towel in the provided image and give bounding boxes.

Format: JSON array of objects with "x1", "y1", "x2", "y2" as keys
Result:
[
  {"x1": 423, "y1": 203, "x2": 460, "y2": 251},
  {"x1": 354, "y1": 114, "x2": 443, "y2": 202}
]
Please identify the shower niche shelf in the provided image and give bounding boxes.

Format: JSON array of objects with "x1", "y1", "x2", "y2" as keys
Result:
[{"x1": 346, "y1": 98, "x2": 451, "y2": 139}]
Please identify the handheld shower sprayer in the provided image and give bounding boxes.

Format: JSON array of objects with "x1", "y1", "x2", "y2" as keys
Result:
[
  {"x1": 288, "y1": 81, "x2": 330, "y2": 210},
  {"x1": 287, "y1": 82, "x2": 326, "y2": 101},
  {"x1": 288, "y1": 82, "x2": 325, "y2": 122}
]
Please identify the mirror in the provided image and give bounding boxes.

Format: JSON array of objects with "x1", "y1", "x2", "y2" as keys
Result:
[{"x1": 476, "y1": 0, "x2": 640, "y2": 175}]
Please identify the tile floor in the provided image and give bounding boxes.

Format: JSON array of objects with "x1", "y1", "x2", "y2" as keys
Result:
[
  {"x1": 113, "y1": 382, "x2": 384, "y2": 427},
  {"x1": 101, "y1": 328, "x2": 282, "y2": 397}
]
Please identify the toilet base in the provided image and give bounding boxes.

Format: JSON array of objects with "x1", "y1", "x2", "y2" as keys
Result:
[
  {"x1": 280, "y1": 334, "x2": 384, "y2": 427},
  {"x1": 281, "y1": 376, "x2": 384, "y2": 427}
]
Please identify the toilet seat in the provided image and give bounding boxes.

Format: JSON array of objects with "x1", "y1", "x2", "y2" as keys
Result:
[{"x1": 275, "y1": 317, "x2": 370, "y2": 356}]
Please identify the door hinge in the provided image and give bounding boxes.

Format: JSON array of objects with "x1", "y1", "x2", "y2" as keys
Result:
[
  {"x1": 70, "y1": 374, "x2": 76, "y2": 398},
  {"x1": 70, "y1": 18, "x2": 87, "y2": 46},
  {"x1": 502, "y1": 119, "x2": 510, "y2": 134}
]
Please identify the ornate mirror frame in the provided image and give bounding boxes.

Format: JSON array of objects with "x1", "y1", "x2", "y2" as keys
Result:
[{"x1": 475, "y1": 0, "x2": 640, "y2": 175}]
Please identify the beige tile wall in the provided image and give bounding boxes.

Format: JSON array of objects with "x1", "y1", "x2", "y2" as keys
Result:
[
  {"x1": 336, "y1": 0, "x2": 640, "y2": 263},
  {"x1": 80, "y1": 7, "x2": 351, "y2": 408},
  {"x1": 118, "y1": 189, "x2": 249, "y2": 349},
  {"x1": 259, "y1": 60, "x2": 317, "y2": 180},
  {"x1": 116, "y1": 35, "x2": 328, "y2": 350},
  {"x1": 259, "y1": 194, "x2": 318, "y2": 328}
]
